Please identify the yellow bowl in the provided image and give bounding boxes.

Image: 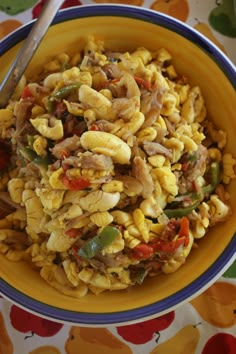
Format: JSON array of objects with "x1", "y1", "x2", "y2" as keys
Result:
[{"x1": 0, "y1": 5, "x2": 235, "y2": 326}]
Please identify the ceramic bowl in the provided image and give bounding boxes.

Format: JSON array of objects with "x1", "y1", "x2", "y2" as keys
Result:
[{"x1": 0, "y1": 5, "x2": 235, "y2": 326}]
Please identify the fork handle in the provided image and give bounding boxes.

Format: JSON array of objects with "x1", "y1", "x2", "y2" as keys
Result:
[{"x1": 0, "y1": 0, "x2": 64, "y2": 108}]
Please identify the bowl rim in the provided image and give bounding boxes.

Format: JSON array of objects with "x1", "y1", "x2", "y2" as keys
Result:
[
  {"x1": 0, "y1": 4, "x2": 236, "y2": 326},
  {"x1": 0, "y1": 237, "x2": 235, "y2": 326},
  {"x1": 0, "y1": 4, "x2": 235, "y2": 86}
]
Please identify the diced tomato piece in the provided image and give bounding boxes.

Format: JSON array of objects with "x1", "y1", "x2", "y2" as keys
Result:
[
  {"x1": 134, "y1": 76, "x2": 151, "y2": 90},
  {"x1": 21, "y1": 86, "x2": 33, "y2": 99},
  {"x1": 132, "y1": 244, "x2": 154, "y2": 260},
  {"x1": 90, "y1": 124, "x2": 100, "y2": 131},
  {"x1": 62, "y1": 175, "x2": 91, "y2": 190},
  {"x1": 65, "y1": 228, "x2": 81, "y2": 238}
]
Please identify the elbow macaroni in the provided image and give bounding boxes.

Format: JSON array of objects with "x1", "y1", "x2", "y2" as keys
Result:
[{"x1": 0, "y1": 36, "x2": 234, "y2": 297}]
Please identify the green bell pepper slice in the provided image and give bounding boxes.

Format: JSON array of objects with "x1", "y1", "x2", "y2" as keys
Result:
[
  {"x1": 19, "y1": 147, "x2": 52, "y2": 168},
  {"x1": 19, "y1": 146, "x2": 37, "y2": 161},
  {"x1": 78, "y1": 226, "x2": 120, "y2": 260},
  {"x1": 202, "y1": 161, "x2": 221, "y2": 194},
  {"x1": 164, "y1": 161, "x2": 221, "y2": 219},
  {"x1": 133, "y1": 267, "x2": 148, "y2": 285},
  {"x1": 53, "y1": 83, "x2": 82, "y2": 99},
  {"x1": 164, "y1": 200, "x2": 200, "y2": 219}
]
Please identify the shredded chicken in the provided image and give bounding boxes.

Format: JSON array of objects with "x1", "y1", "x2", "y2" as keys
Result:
[
  {"x1": 132, "y1": 156, "x2": 154, "y2": 198},
  {"x1": 80, "y1": 153, "x2": 114, "y2": 170},
  {"x1": 141, "y1": 89, "x2": 165, "y2": 123},
  {"x1": 13, "y1": 100, "x2": 35, "y2": 142},
  {"x1": 178, "y1": 144, "x2": 208, "y2": 194},
  {"x1": 102, "y1": 62, "x2": 122, "y2": 79},
  {"x1": 0, "y1": 192, "x2": 20, "y2": 210},
  {"x1": 143, "y1": 140, "x2": 172, "y2": 157},
  {"x1": 91, "y1": 120, "x2": 117, "y2": 133},
  {"x1": 51, "y1": 135, "x2": 81, "y2": 159}
]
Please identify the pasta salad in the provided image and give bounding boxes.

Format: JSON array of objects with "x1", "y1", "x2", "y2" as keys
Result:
[{"x1": 0, "y1": 36, "x2": 235, "y2": 297}]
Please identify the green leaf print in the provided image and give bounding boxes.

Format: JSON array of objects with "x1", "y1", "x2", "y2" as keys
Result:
[
  {"x1": 0, "y1": 0, "x2": 38, "y2": 15},
  {"x1": 223, "y1": 260, "x2": 236, "y2": 278},
  {"x1": 209, "y1": 0, "x2": 236, "y2": 37}
]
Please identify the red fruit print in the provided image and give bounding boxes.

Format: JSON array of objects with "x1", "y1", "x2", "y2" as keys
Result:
[
  {"x1": 202, "y1": 333, "x2": 236, "y2": 354},
  {"x1": 32, "y1": 0, "x2": 82, "y2": 19},
  {"x1": 60, "y1": 0, "x2": 82, "y2": 8},
  {"x1": 117, "y1": 311, "x2": 175, "y2": 344},
  {"x1": 10, "y1": 305, "x2": 63, "y2": 337}
]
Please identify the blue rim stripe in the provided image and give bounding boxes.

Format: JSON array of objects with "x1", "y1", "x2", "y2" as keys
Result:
[{"x1": 0, "y1": 5, "x2": 236, "y2": 325}]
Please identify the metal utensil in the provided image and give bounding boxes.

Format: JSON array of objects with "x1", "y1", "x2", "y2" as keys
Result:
[{"x1": 0, "y1": 0, "x2": 64, "y2": 108}]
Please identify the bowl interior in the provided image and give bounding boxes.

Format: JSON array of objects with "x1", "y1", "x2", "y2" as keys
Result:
[{"x1": 0, "y1": 8, "x2": 236, "y2": 325}]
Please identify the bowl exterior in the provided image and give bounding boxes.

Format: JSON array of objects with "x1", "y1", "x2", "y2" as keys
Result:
[{"x1": 0, "y1": 5, "x2": 235, "y2": 326}]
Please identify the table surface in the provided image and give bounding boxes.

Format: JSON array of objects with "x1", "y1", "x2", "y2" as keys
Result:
[{"x1": 0, "y1": 1, "x2": 235, "y2": 354}]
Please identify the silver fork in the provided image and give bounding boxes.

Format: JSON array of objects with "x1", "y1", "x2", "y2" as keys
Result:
[{"x1": 0, "y1": 0, "x2": 64, "y2": 108}]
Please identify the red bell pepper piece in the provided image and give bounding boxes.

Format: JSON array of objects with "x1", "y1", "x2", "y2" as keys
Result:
[
  {"x1": 134, "y1": 76, "x2": 151, "y2": 90},
  {"x1": 132, "y1": 244, "x2": 154, "y2": 260},
  {"x1": 71, "y1": 245, "x2": 82, "y2": 263},
  {"x1": 151, "y1": 238, "x2": 185, "y2": 254},
  {"x1": 90, "y1": 124, "x2": 100, "y2": 131},
  {"x1": 62, "y1": 175, "x2": 91, "y2": 190},
  {"x1": 65, "y1": 228, "x2": 81, "y2": 238},
  {"x1": 21, "y1": 86, "x2": 33, "y2": 99},
  {"x1": 178, "y1": 216, "x2": 190, "y2": 246}
]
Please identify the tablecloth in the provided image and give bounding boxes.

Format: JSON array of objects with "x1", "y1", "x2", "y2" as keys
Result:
[{"x1": 0, "y1": 1, "x2": 235, "y2": 353}]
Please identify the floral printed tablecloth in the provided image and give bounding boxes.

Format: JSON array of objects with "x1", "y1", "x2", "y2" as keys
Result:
[{"x1": 0, "y1": 1, "x2": 235, "y2": 354}]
